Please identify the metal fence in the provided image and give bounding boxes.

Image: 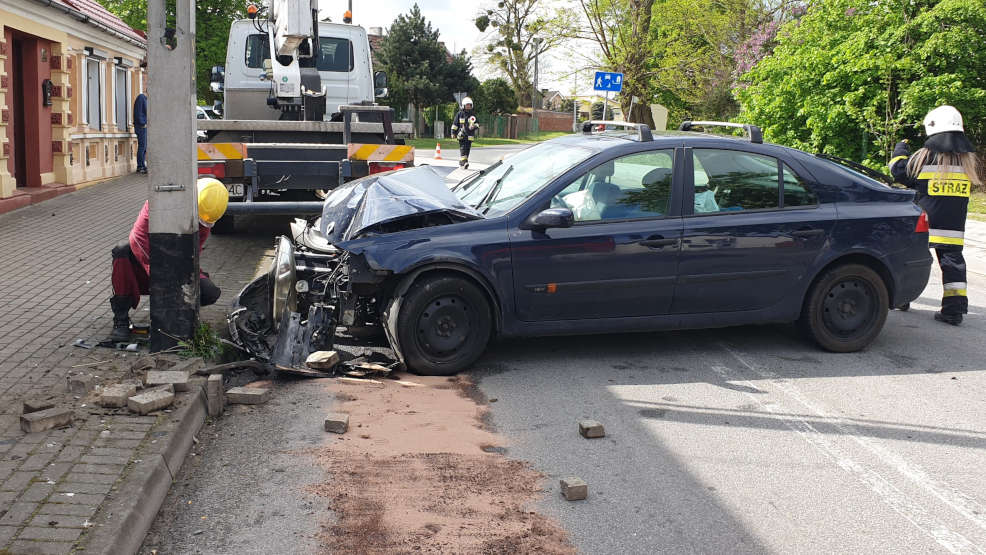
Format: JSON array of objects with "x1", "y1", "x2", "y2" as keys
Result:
[{"x1": 418, "y1": 103, "x2": 539, "y2": 140}]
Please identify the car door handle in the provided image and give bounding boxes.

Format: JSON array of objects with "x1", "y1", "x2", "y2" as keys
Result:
[
  {"x1": 791, "y1": 229, "x2": 824, "y2": 238},
  {"x1": 639, "y1": 237, "x2": 678, "y2": 248}
]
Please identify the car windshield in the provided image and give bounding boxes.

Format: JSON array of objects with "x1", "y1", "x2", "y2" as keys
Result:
[{"x1": 456, "y1": 142, "x2": 594, "y2": 216}]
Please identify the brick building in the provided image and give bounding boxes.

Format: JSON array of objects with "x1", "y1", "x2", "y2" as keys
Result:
[{"x1": 0, "y1": 0, "x2": 146, "y2": 210}]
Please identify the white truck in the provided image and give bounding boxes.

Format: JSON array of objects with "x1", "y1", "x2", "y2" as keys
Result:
[{"x1": 198, "y1": 2, "x2": 414, "y2": 232}]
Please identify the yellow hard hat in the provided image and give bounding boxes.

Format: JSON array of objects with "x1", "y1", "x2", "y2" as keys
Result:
[{"x1": 197, "y1": 177, "x2": 228, "y2": 225}]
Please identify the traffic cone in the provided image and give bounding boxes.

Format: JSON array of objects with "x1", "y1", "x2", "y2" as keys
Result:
[{"x1": 435, "y1": 142, "x2": 442, "y2": 160}]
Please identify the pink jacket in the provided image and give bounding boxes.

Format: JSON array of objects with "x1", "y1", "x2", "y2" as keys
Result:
[{"x1": 128, "y1": 201, "x2": 211, "y2": 276}]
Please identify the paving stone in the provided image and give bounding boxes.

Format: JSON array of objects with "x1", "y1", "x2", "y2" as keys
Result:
[
  {"x1": 306, "y1": 350, "x2": 340, "y2": 370},
  {"x1": 37, "y1": 503, "x2": 97, "y2": 517},
  {"x1": 79, "y1": 455, "x2": 130, "y2": 466},
  {"x1": 71, "y1": 463, "x2": 124, "y2": 476},
  {"x1": 93, "y1": 438, "x2": 142, "y2": 450},
  {"x1": 127, "y1": 385, "x2": 175, "y2": 415},
  {"x1": 62, "y1": 472, "x2": 118, "y2": 485},
  {"x1": 324, "y1": 412, "x2": 350, "y2": 434},
  {"x1": 54, "y1": 446, "x2": 85, "y2": 463},
  {"x1": 8, "y1": 540, "x2": 76, "y2": 554},
  {"x1": 167, "y1": 357, "x2": 203, "y2": 375},
  {"x1": 0, "y1": 524, "x2": 17, "y2": 545},
  {"x1": 144, "y1": 370, "x2": 191, "y2": 392},
  {"x1": 22, "y1": 397, "x2": 57, "y2": 414},
  {"x1": 21, "y1": 452, "x2": 57, "y2": 472},
  {"x1": 578, "y1": 419, "x2": 605, "y2": 439},
  {"x1": 560, "y1": 476, "x2": 588, "y2": 501},
  {"x1": 206, "y1": 373, "x2": 225, "y2": 417},
  {"x1": 40, "y1": 463, "x2": 72, "y2": 482},
  {"x1": 29, "y1": 513, "x2": 90, "y2": 528},
  {"x1": 21, "y1": 482, "x2": 55, "y2": 503},
  {"x1": 20, "y1": 408, "x2": 73, "y2": 434},
  {"x1": 2, "y1": 471, "x2": 37, "y2": 492},
  {"x1": 55, "y1": 481, "x2": 112, "y2": 495},
  {"x1": 66, "y1": 374, "x2": 95, "y2": 396},
  {"x1": 50, "y1": 492, "x2": 102, "y2": 505},
  {"x1": 98, "y1": 383, "x2": 138, "y2": 408},
  {"x1": 226, "y1": 386, "x2": 271, "y2": 405},
  {"x1": 18, "y1": 526, "x2": 83, "y2": 541},
  {"x1": 0, "y1": 502, "x2": 39, "y2": 526}
]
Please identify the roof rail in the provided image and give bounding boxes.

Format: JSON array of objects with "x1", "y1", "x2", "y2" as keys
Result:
[
  {"x1": 581, "y1": 120, "x2": 653, "y2": 142},
  {"x1": 679, "y1": 121, "x2": 763, "y2": 144}
]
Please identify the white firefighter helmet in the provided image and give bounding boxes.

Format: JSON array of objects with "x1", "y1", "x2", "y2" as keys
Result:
[
  {"x1": 462, "y1": 97, "x2": 473, "y2": 108},
  {"x1": 924, "y1": 105, "x2": 964, "y2": 136}
]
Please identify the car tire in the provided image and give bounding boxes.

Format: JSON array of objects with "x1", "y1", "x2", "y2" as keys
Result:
[
  {"x1": 211, "y1": 213, "x2": 235, "y2": 234},
  {"x1": 800, "y1": 263, "x2": 888, "y2": 352},
  {"x1": 396, "y1": 274, "x2": 492, "y2": 376}
]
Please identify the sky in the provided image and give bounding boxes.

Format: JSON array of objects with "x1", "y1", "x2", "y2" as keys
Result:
[{"x1": 317, "y1": 0, "x2": 602, "y2": 96}]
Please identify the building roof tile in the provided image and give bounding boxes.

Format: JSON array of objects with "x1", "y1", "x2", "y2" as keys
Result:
[{"x1": 53, "y1": 0, "x2": 146, "y2": 45}]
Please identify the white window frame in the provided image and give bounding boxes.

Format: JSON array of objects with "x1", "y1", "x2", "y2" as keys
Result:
[
  {"x1": 110, "y1": 65, "x2": 116, "y2": 127},
  {"x1": 83, "y1": 57, "x2": 103, "y2": 130},
  {"x1": 99, "y1": 61, "x2": 107, "y2": 128}
]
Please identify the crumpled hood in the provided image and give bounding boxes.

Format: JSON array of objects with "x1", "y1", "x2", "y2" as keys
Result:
[{"x1": 319, "y1": 165, "x2": 483, "y2": 244}]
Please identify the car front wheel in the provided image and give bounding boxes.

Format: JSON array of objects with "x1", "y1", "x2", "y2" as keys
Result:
[
  {"x1": 396, "y1": 274, "x2": 492, "y2": 376},
  {"x1": 801, "y1": 263, "x2": 888, "y2": 352}
]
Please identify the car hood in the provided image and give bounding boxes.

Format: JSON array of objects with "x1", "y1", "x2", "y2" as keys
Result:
[{"x1": 319, "y1": 165, "x2": 483, "y2": 244}]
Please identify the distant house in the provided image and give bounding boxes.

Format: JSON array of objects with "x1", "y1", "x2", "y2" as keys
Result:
[
  {"x1": 0, "y1": 0, "x2": 146, "y2": 207},
  {"x1": 541, "y1": 90, "x2": 565, "y2": 111}
]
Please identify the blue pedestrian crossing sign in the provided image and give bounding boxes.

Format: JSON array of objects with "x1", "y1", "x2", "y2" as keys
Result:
[{"x1": 593, "y1": 71, "x2": 624, "y2": 92}]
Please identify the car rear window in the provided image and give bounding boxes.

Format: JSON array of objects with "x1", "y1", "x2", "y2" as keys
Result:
[{"x1": 245, "y1": 35, "x2": 355, "y2": 72}]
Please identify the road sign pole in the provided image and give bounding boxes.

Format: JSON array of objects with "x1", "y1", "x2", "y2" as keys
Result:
[
  {"x1": 603, "y1": 90, "x2": 608, "y2": 122},
  {"x1": 147, "y1": 0, "x2": 199, "y2": 351}
]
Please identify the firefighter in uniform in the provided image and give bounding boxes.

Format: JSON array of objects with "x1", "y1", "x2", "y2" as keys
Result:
[
  {"x1": 450, "y1": 97, "x2": 479, "y2": 168},
  {"x1": 890, "y1": 105, "x2": 982, "y2": 325}
]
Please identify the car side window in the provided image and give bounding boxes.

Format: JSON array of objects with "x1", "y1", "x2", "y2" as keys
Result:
[
  {"x1": 693, "y1": 149, "x2": 780, "y2": 213},
  {"x1": 783, "y1": 164, "x2": 818, "y2": 207},
  {"x1": 558, "y1": 150, "x2": 674, "y2": 222}
]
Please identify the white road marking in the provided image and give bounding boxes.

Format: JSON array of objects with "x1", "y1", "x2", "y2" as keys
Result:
[
  {"x1": 718, "y1": 342, "x2": 986, "y2": 537},
  {"x1": 706, "y1": 358, "x2": 983, "y2": 554}
]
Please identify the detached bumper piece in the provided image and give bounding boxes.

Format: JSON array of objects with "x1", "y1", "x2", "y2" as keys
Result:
[{"x1": 270, "y1": 304, "x2": 336, "y2": 377}]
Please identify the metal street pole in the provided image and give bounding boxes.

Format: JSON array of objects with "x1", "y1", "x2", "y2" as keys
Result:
[
  {"x1": 147, "y1": 0, "x2": 199, "y2": 351},
  {"x1": 532, "y1": 37, "x2": 542, "y2": 139},
  {"x1": 603, "y1": 90, "x2": 608, "y2": 122}
]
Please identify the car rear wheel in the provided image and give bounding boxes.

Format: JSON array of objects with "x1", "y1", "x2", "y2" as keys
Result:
[
  {"x1": 801, "y1": 264, "x2": 888, "y2": 352},
  {"x1": 397, "y1": 275, "x2": 492, "y2": 376}
]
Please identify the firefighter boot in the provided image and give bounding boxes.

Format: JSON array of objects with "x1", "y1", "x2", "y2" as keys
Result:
[
  {"x1": 934, "y1": 311, "x2": 962, "y2": 326},
  {"x1": 110, "y1": 296, "x2": 132, "y2": 341}
]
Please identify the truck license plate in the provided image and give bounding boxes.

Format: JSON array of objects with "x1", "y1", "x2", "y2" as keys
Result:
[{"x1": 227, "y1": 183, "x2": 244, "y2": 197}]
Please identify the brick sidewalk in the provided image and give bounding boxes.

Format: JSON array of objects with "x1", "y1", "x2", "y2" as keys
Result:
[{"x1": 0, "y1": 175, "x2": 274, "y2": 554}]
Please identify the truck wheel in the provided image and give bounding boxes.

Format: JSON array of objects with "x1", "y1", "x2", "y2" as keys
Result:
[
  {"x1": 800, "y1": 264, "x2": 888, "y2": 352},
  {"x1": 211, "y1": 213, "x2": 235, "y2": 234},
  {"x1": 396, "y1": 275, "x2": 492, "y2": 376}
]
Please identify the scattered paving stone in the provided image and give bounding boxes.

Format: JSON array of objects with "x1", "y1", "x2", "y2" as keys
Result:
[
  {"x1": 21, "y1": 407, "x2": 74, "y2": 433},
  {"x1": 306, "y1": 350, "x2": 340, "y2": 370},
  {"x1": 206, "y1": 374, "x2": 225, "y2": 417},
  {"x1": 127, "y1": 385, "x2": 175, "y2": 415},
  {"x1": 131, "y1": 356, "x2": 157, "y2": 374},
  {"x1": 67, "y1": 374, "x2": 95, "y2": 395},
  {"x1": 145, "y1": 370, "x2": 191, "y2": 392},
  {"x1": 324, "y1": 412, "x2": 350, "y2": 434},
  {"x1": 167, "y1": 357, "x2": 203, "y2": 375},
  {"x1": 23, "y1": 397, "x2": 58, "y2": 414},
  {"x1": 560, "y1": 477, "x2": 588, "y2": 501},
  {"x1": 579, "y1": 419, "x2": 605, "y2": 439},
  {"x1": 99, "y1": 384, "x2": 138, "y2": 408},
  {"x1": 225, "y1": 387, "x2": 271, "y2": 405}
]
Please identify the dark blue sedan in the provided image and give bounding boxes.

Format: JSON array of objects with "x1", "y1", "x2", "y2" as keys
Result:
[{"x1": 229, "y1": 122, "x2": 933, "y2": 375}]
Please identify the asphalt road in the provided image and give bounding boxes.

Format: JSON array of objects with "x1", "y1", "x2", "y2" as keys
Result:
[{"x1": 139, "y1": 155, "x2": 986, "y2": 554}]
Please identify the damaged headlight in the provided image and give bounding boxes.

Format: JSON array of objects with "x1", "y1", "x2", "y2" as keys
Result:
[{"x1": 271, "y1": 236, "x2": 297, "y2": 329}]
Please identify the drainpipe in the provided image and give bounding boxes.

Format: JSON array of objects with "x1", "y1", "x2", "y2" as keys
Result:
[{"x1": 32, "y1": 0, "x2": 147, "y2": 49}]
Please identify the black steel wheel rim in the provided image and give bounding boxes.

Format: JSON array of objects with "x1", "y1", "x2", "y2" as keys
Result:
[
  {"x1": 416, "y1": 294, "x2": 471, "y2": 360},
  {"x1": 821, "y1": 277, "x2": 876, "y2": 338}
]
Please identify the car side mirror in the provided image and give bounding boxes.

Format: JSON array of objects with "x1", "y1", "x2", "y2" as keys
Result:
[
  {"x1": 210, "y1": 65, "x2": 224, "y2": 93},
  {"x1": 528, "y1": 208, "x2": 574, "y2": 230}
]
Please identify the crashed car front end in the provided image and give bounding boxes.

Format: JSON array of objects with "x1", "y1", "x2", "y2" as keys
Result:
[{"x1": 227, "y1": 166, "x2": 483, "y2": 374}]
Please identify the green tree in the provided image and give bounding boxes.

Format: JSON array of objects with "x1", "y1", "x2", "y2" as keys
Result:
[
  {"x1": 100, "y1": 0, "x2": 249, "y2": 103},
  {"x1": 591, "y1": 101, "x2": 604, "y2": 120},
  {"x1": 737, "y1": 0, "x2": 986, "y2": 168},
  {"x1": 443, "y1": 51, "x2": 481, "y2": 104},
  {"x1": 473, "y1": 78, "x2": 518, "y2": 114},
  {"x1": 379, "y1": 5, "x2": 450, "y2": 122},
  {"x1": 475, "y1": 0, "x2": 571, "y2": 107},
  {"x1": 560, "y1": 97, "x2": 576, "y2": 113}
]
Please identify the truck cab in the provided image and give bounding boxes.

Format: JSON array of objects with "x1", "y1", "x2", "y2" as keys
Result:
[{"x1": 222, "y1": 20, "x2": 375, "y2": 120}]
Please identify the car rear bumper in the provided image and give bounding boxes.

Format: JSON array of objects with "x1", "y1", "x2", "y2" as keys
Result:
[{"x1": 892, "y1": 252, "x2": 933, "y2": 306}]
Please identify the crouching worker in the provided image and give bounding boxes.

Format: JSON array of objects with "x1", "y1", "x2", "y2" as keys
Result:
[
  {"x1": 890, "y1": 105, "x2": 981, "y2": 325},
  {"x1": 108, "y1": 178, "x2": 229, "y2": 341}
]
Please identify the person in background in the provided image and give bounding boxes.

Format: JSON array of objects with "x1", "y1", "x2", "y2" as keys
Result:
[
  {"x1": 108, "y1": 178, "x2": 229, "y2": 341},
  {"x1": 890, "y1": 105, "x2": 981, "y2": 325},
  {"x1": 451, "y1": 97, "x2": 479, "y2": 169},
  {"x1": 133, "y1": 73, "x2": 148, "y2": 174}
]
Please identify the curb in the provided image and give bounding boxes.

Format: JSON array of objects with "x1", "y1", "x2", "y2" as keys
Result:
[{"x1": 84, "y1": 382, "x2": 209, "y2": 555}]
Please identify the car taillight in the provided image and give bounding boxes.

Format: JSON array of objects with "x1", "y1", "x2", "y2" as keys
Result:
[
  {"x1": 198, "y1": 162, "x2": 226, "y2": 179},
  {"x1": 915, "y1": 211, "x2": 929, "y2": 233}
]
